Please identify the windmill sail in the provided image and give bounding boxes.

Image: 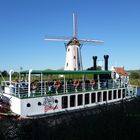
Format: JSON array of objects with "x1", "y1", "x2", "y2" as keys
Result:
[{"x1": 45, "y1": 14, "x2": 103, "y2": 70}]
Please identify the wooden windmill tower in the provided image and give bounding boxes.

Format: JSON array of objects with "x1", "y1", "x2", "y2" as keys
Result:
[{"x1": 45, "y1": 14, "x2": 103, "y2": 71}]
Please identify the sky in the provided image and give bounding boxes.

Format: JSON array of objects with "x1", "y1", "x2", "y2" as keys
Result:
[{"x1": 0, "y1": 0, "x2": 140, "y2": 72}]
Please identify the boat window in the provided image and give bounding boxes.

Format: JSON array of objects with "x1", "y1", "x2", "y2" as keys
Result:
[
  {"x1": 62, "y1": 96, "x2": 68, "y2": 109},
  {"x1": 55, "y1": 99, "x2": 58, "y2": 103},
  {"x1": 118, "y1": 89, "x2": 121, "y2": 98},
  {"x1": 85, "y1": 93, "x2": 89, "y2": 105},
  {"x1": 113, "y1": 90, "x2": 117, "y2": 99},
  {"x1": 103, "y1": 91, "x2": 107, "y2": 101},
  {"x1": 97, "y1": 92, "x2": 101, "y2": 102},
  {"x1": 108, "y1": 90, "x2": 112, "y2": 100},
  {"x1": 27, "y1": 103, "x2": 31, "y2": 107},
  {"x1": 122, "y1": 89, "x2": 125, "y2": 98},
  {"x1": 91, "y1": 93, "x2": 96, "y2": 103},
  {"x1": 38, "y1": 102, "x2": 41, "y2": 106},
  {"x1": 126, "y1": 90, "x2": 129, "y2": 96},
  {"x1": 70, "y1": 95, "x2": 75, "y2": 107},
  {"x1": 78, "y1": 94, "x2": 83, "y2": 106}
]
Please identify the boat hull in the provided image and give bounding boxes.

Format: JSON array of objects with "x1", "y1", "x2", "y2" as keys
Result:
[{"x1": 2, "y1": 87, "x2": 136, "y2": 117}]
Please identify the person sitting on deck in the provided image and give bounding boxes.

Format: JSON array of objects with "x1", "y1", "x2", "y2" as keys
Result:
[
  {"x1": 47, "y1": 83, "x2": 51, "y2": 92},
  {"x1": 90, "y1": 80, "x2": 96, "y2": 90},
  {"x1": 73, "y1": 80, "x2": 80, "y2": 92},
  {"x1": 53, "y1": 80, "x2": 61, "y2": 94},
  {"x1": 31, "y1": 81, "x2": 38, "y2": 94}
]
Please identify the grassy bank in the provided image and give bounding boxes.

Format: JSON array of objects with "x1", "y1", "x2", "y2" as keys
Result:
[{"x1": 129, "y1": 79, "x2": 140, "y2": 87}]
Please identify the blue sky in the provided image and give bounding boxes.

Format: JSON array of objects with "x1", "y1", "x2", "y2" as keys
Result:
[{"x1": 0, "y1": 0, "x2": 140, "y2": 71}]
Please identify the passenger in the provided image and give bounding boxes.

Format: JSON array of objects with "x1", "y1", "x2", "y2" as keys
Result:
[
  {"x1": 20, "y1": 77, "x2": 26, "y2": 87},
  {"x1": 73, "y1": 80, "x2": 80, "y2": 92},
  {"x1": 15, "y1": 79, "x2": 21, "y2": 89},
  {"x1": 31, "y1": 82, "x2": 37, "y2": 94},
  {"x1": 53, "y1": 80, "x2": 57, "y2": 89},
  {"x1": 53, "y1": 80, "x2": 61, "y2": 94},
  {"x1": 90, "y1": 80, "x2": 96, "y2": 90},
  {"x1": 48, "y1": 82, "x2": 52, "y2": 93}
]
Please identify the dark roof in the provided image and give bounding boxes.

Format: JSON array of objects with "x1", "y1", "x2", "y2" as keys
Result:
[
  {"x1": 20, "y1": 70, "x2": 111, "y2": 75},
  {"x1": 67, "y1": 37, "x2": 80, "y2": 46}
]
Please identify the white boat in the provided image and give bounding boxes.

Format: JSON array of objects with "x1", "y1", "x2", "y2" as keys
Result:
[
  {"x1": 0, "y1": 66, "x2": 137, "y2": 117},
  {"x1": 0, "y1": 14, "x2": 137, "y2": 118}
]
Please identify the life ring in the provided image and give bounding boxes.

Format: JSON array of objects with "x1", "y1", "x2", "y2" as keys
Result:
[
  {"x1": 54, "y1": 80, "x2": 57, "y2": 88},
  {"x1": 73, "y1": 80, "x2": 80, "y2": 88},
  {"x1": 54, "y1": 80, "x2": 61, "y2": 90},
  {"x1": 57, "y1": 80, "x2": 61, "y2": 88},
  {"x1": 90, "y1": 80, "x2": 96, "y2": 86}
]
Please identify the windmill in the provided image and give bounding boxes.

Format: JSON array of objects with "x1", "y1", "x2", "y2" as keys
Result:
[{"x1": 45, "y1": 13, "x2": 103, "y2": 71}]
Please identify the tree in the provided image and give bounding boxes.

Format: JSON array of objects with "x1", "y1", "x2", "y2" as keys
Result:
[
  {"x1": 13, "y1": 72, "x2": 19, "y2": 78},
  {"x1": 130, "y1": 72, "x2": 140, "y2": 79},
  {"x1": 1, "y1": 70, "x2": 8, "y2": 77},
  {"x1": 87, "y1": 66, "x2": 102, "y2": 70}
]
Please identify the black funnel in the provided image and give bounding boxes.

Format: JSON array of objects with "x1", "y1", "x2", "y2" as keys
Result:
[
  {"x1": 104, "y1": 55, "x2": 109, "y2": 70},
  {"x1": 93, "y1": 56, "x2": 97, "y2": 70}
]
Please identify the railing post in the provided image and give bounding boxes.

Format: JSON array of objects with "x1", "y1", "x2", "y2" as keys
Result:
[
  {"x1": 41, "y1": 73, "x2": 43, "y2": 95},
  {"x1": 28, "y1": 69, "x2": 32, "y2": 97},
  {"x1": 112, "y1": 78, "x2": 115, "y2": 88},
  {"x1": 82, "y1": 75, "x2": 85, "y2": 91},
  {"x1": 97, "y1": 75, "x2": 101, "y2": 89},
  {"x1": 44, "y1": 81, "x2": 46, "y2": 95},
  {"x1": 64, "y1": 75, "x2": 67, "y2": 93},
  {"x1": 9, "y1": 70, "x2": 14, "y2": 86}
]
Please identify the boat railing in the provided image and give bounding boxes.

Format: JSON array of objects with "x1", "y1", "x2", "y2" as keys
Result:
[
  {"x1": 127, "y1": 85, "x2": 137, "y2": 96},
  {"x1": 1, "y1": 81, "x2": 29, "y2": 97},
  {"x1": 1, "y1": 79, "x2": 132, "y2": 98}
]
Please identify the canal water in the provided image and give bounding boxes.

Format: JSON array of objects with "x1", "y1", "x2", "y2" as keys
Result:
[{"x1": 137, "y1": 87, "x2": 140, "y2": 96}]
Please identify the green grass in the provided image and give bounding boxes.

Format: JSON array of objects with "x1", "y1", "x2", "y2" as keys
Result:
[{"x1": 129, "y1": 79, "x2": 140, "y2": 87}]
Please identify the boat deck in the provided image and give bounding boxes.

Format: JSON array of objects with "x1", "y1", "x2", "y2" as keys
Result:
[{"x1": 1, "y1": 80, "x2": 136, "y2": 99}]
